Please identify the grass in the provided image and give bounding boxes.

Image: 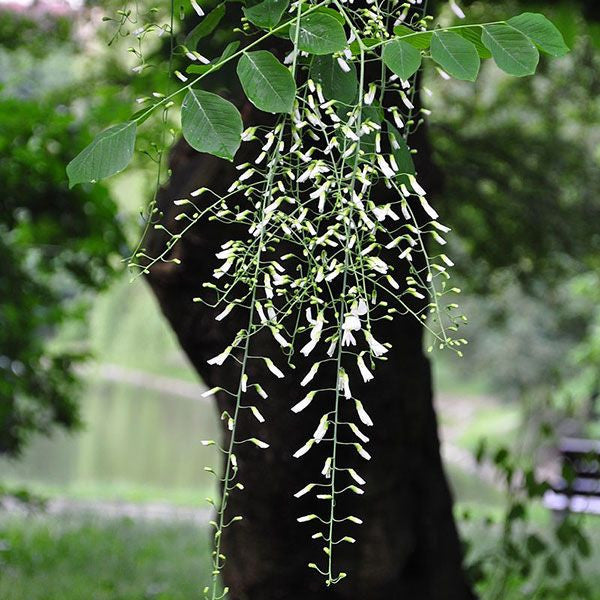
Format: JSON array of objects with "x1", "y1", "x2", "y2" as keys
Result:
[
  {"x1": 0, "y1": 513, "x2": 212, "y2": 600},
  {"x1": 1, "y1": 508, "x2": 598, "y2": 600},
  {"x1": 0, "y1": 478, "x2": 214, "y2": 508}
]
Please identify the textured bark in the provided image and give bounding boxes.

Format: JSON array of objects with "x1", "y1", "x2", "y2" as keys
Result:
[{"x1": 144, "y1": 128, "x2": 474, "y2": 599}]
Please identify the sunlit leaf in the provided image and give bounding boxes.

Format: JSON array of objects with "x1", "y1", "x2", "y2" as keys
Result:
[
  {"x1": 181, "y1": 89, "x2": 242, "y2": 160},
  {"x1": 482, "y1": 23, "x2": 539, "y2": 77},
  {"x1": 67, "y1": 122, "x2": 136, "y2": 188},
  {"x1": 393, "y1": 24, "x2": 432, "y2": 49},
  {"x1": 508, "y1": 12, "x2": 569, "y2": 57},
  {"x1": 237, "y1": 51, "x2": 296, "y2": 113},
  {"x1": 456, "y1": 26, "x2": 492, "y2": 59},
  {"x1": 243, "y1": 0, "x2": 289, "y2": 29},
  {"x1": 431, "y1": 30, "x2": 480, "y2": 81},
  {"x1": 293, "y1": 13, "x2": 346, "y2": 55},
  {"x1": 382, "y1": 39, "x2": 422, "y2": 80}
]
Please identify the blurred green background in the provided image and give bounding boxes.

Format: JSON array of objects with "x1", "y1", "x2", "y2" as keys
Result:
[{"x1": 0, "y1": 1, "x2": 599, "y2": 599}]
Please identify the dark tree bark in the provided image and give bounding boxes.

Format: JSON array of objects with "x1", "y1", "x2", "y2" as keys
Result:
[
  {"x1": 144, "y1": 1, "x2": 474, "y2": 596},
  {"x1": 144, "y1": 133, "x2": 474, "y2": 600}
]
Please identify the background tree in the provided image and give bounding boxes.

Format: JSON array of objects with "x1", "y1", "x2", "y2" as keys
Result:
[{"x1": 0, "y1": 8, "x2": 126, "y2": 457}]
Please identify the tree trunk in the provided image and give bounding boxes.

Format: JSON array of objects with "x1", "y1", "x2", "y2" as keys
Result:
[{"x1": 144, "y1": 123, "x2": 474, "y2": 599}]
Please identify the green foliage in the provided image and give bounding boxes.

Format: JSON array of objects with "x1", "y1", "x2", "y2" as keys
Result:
[
  {"x1": 181, "y1": 89, "x2": 242, "y2": 160},
  {"x1": 66, "y1": 122, "x2": 137, "y2": 188},
  {"x1": 431, "y1": 30, "x2": 481, "y2": 81},
  {"x1": 382, "y1": 39, "x2": 422, "y2": 80},
  {"x1": 243, "y1": 0, "x2": 289, "y2": 30},
  {"x1": 309, "y1": 54, "x2": 357, "y2": 104},
  {"x1": 0, "y1": 96, "x2": 125, "y2": 456},
  {"x1": 481, "y1": 23, "x2": 540, "y2": 76},
  {"x1": 293, "y1": 12, "x2": 347, "y2": 55},
  {"x1": 186, "y1": 3, "x2": 227, "y2": 50},
  {"x1": 507, "y1": 12, "x2": 570, "y2": 57},
  {"x1": 236, "y1": 50, "x2": 296, "y2": 114}
]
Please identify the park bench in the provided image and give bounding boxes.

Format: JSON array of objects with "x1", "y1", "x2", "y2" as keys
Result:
[{"x1": 543, "y1": 437, "x2": 600, "y2": 515}]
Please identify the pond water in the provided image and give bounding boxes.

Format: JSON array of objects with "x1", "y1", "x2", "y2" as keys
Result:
[{"x1": 0, "y1": 378, "x2": 219, "y2": 503}]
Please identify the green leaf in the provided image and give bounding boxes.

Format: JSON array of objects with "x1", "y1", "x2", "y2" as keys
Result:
[
  {"x1": 185, "y1": 3, "x2": 226, "y2": 49},
  {"x1": 310, "y1": 54, "x2": 357, "y2": 105},
  {"x1": 508, "y1": 13, "x2": 569, "y2": 57},
  {"x1": 430, "y1": 30, "x2": 480, "y2": 81},
  {"x1": 481, "y1": 23, "x2": 539, "y2": 77},
  {"x1": 243, "y1": 0, "x2": 289, "y2": 29},
  {"x1": 456, "y1": 26, "x2": 491, "y2": 59},
  {"x1": 349, "y1": 37, "x2": 378, "y2": 56},
  {"x1": 382, "y1": 39, "x2": 422, "y2": 80},
  {"x1": 67, "y1": 122, "x2": 136, "y2": 188},
  {"x1": 186, "y1": 41, "x2": 240, "y2": 74},
  {"x1": 293, "y1": 13, "x2": 346, "y2": 55},
  {"x1": 181, "y1": 89, "x2": 242, "y2": 161},
  {"x1": 237, "y1": 51, "x2": 296, "y2": 113},
  {"x1": 313, "y1": 7, "x2": 344, "y2": 25},
  {"x1": 393, "y1": 24, "x2": 432, "y2": 49}
]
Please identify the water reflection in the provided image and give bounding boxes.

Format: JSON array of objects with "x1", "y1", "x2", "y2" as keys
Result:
[{"x1": 1, "y1": 378, "x2": 219, "y2": 500}]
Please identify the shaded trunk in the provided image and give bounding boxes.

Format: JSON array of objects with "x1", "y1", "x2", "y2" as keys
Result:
[
  {"x1": 144, "y1": 134, "x2": 474, "y2": 600},
  {"x1": 144, "y1": 1, "x2": 473, "y2": 593}
]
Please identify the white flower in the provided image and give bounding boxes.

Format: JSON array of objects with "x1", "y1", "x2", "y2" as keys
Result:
[
  {"x1": 338, "y1": 369, "x2": 351, "y2": 399},
  {"x1": 294, "y1": 484, "x2": 315, "y2": 498},
  {"x1": 400, "y1": 91, "x2": 414, "y2": 110},
  {"x1": 342, "y1": 330, "x2": 356, "y2": 347},
  {"x1": 293, "y1": 439, "x2": 314, "y2": 458},
  {"x1": 432, "y1": 221, "x2": 451, "y2": 234},
  {"x1": 191, "y1": 0, "x2": 204, "y2": 16},
  {"x1": 250, "y1": 406, "x2": 265, "y2": 423},
  {"x1": 356, "y1": 299, "x2": 368, "y2": 316},
  {"x1": 364, "y1": 83, "x2": 376, "y2": 105},
  {"x1": 291, "y1": 392, "x2": 315, "y2": 413},
  {"x1": 409, "y1": 175, "x2": 427, "y2": 196},
  {"x1": 343, "y1": 313, "x2": 361, "y2": 332},
  {"x1": 297, "y1": 514, "x2": 317, "y2": 522},
  {"x1": 364, "y1": 331, "x2": 388, "y2": 357},
  {"x1": 255, "y1": 301, "x2": 267, "y2": 323},
  {"x1": 207, "y1": 347, "x2": 231, "y2": 365},
  {"x1": 250, "y1": 438, "x2": 269, "y2": 449},
  {"x1": 355, "y1": 444, "x2": 372, "y2": 460},
  {"x1": 313, "y1": 415, "x2": 329, "y2": 442},
  {"x1": 271, "y1": 328, "x2": 290, "y2": 348},
  {"x1": 337, "y1": 57, "x2": 351, "y2": 73},
  {"x1": 201, "y1": 387, "x2": 220, "y2": 398},
  {"x1": 450, "y1": 0, "x2": 466, "y2": 19},
  {"x1": 264, "y1": 358, "x2": 285, "y2": 379},
  {"x1": 355, "y1": 400, "x2": 374, "y2": 427},
  {"x1": 321, "y1": 457, "x2": 332, "y2": 477},
  {"x1": 377, "y1": 155, "x2": 396, "y2": 180},
  {"x1": 300, "y1": 338, "x2": 319, "y2": 356},
  {"x1": 326, "y1": 338, "x2": 337, "y2": 357},
  {"x1": 420, "y1": 197, "x2": 439, "y2": 220},
  {"x1": 301, "y1": 363, "x2": 320, "y2": 386},
  {"x1": 348, "y1": 468, "x2": 366, "y2": 486},
  {"x1": 215, "y1": 304, "x2": 234, "y2": 321},
  {"x1": 357, "y1": 355, "x2": 374, "y2": 383},
  {"x1": 387, "y1": 275, "x2": 400, "y2": 290},
  {"x1": 255, "y1": 384, "x2": 268, "y2": 399},
  {"x1": 350, "y1": 423, "x2": 370, "y2": 443}
]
